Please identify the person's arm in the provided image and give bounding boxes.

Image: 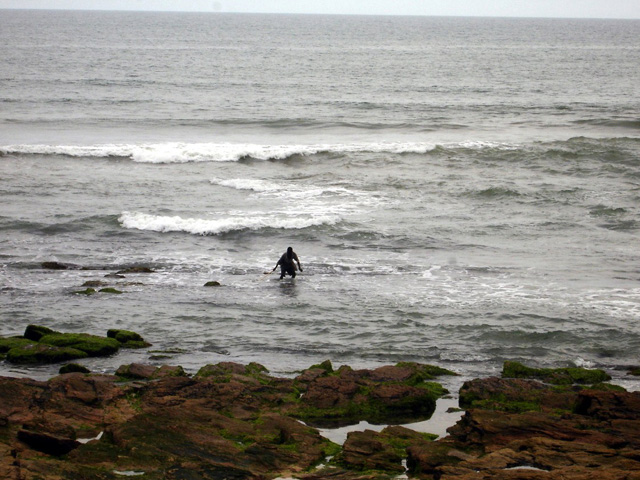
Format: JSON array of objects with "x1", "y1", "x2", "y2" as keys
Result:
[
  {"x1": 272, "y1": 258, "x2": 281, "y2": 272},
  {"x1": 293, "y1": 253, "x2": 302, "y2": 271}
]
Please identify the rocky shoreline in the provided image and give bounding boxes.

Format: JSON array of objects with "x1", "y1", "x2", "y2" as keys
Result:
[{"x1": 1, "y1": 348, "x2": 640, "y2": 479}]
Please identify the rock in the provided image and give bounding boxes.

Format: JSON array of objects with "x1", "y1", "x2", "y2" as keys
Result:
[
  {"x1": 98, "y1": 287, "x2": 123, "y2": 294},
  {"x1": 72, "y1": 287, "x2": 96, "y2": 295},
  {"x1": 6, "y1": 343, "x2": 88, "y2": 364},
  {"x1": 0, "y1": 336, "x2": 34, "y2": 353},
  {"x1": 59, "y1": 363, "x2": 91, "y2": 374},
  {"x1": 204, "y1": 280, "x2": 221, "y2": 287},
  {"x1": 116, "y1": 363, "x2": 158, "y2": 380},
  {"x1": 502, "y1": 360, "x2": 611, "y2": 385},
  {"x1": 11, "y1": 361, "x2": 632, "y2": 479},
  {"x1": 107, "y1": 329, "x2": 151, "y2": 348},
  {"x1": 24, "y1": 324, "x2": 58, "y2": 341},
  {"x1": 39, "y1": 333, "x2": 120, "y2": 357},
  {"x1": 292, "y1": 362, "x2": 451, "y2": 427},
  {"x1": 116, "y1": 266, "x2": 155, "y2": 274},
  {"x1": 409, "y1": 375, "x2": 640, "y2": 479},
  {"x1": 41, "y1": 261, "x2": 75, "y2": 270},
  {"x1": 82, "y1": 280, "x2": 109, "y2": 287},
  {"x1": 341, "y1": 429, "x2": 404, "y2": 473}
]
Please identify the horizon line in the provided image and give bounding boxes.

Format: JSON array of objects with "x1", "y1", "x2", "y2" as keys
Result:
[{"x1": 1, "y1": 8, "x2": 639, "y2": 21}]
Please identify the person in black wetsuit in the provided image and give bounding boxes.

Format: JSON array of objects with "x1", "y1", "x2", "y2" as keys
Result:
[{"x1": 272, "y1": 247, "x2": 303, "y2": 279}]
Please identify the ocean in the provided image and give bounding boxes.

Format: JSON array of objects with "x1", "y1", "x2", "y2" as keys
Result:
[{"x1": 1, "y1": 10, "x2": 639, "y2": 390}]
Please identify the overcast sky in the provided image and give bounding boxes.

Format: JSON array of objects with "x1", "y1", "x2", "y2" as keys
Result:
[{"x1": 1, "y1": 0, "x2": 639, "y2": 19}]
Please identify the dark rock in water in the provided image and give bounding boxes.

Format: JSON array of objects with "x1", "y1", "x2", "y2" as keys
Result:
[
  {"x1": 116, "y1": 266, "x2": 155, "y2": 274},
  {"x1": 98, "y1": 287, "x2": 123, "y2": 294},
  {"x1": 17, "y1": 429, "x2": 81, "y2": 456},
  {"x1": 72, "y1": 287, "x2": 97, "y2": 295},
  {"x1": 41, "y1": 261, "x2": 74, "y2": 270},
  {"x1": 204, "y1": 280, "x2": 221, "y2": 287},
  {"x1": 104, "y1": 273, "x2": 125, "y2": 278},
  {"x1": 107, "y1": 329, "x2": 151, "y2": 348},
  {"x1": 82, "y1": 280, "x2": 109, "y2": 287},
  {"x1": 24, "y1": 324, "x2": 59, "y2": 341},
  {"x1": 59, "y1": 363, "x2": 91, "y2": 374}
]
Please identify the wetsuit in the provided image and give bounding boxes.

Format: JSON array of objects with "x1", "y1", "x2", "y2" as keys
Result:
[{"x1": 274, "y1": 249, "x2": 302, "y2": 279}]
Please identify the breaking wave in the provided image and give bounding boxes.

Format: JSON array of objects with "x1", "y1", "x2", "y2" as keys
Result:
[
  {"x1": 0, "y1": 141, "x2": 518, "y2": 164},
  {"x1": 118, "y1": 211, "x2": 341, "y2": 236}
]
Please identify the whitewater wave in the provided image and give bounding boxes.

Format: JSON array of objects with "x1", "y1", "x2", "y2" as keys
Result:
[
  {"x1": 210, "y1": 178, "x2": 360, "y2": 200},
  {"x1": 0, "y1": 141, "x2": 517, "y2": 164},
  {"x1": 118, "y1": 211, "x2": 341, "y2": 235}
]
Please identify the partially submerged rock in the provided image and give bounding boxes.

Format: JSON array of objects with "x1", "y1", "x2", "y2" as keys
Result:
[
  {"x1": 107, "y1": 329, "x2": 151, "y2": 348},
  {"x1": 1, "y1": 325, "x2": 151, "y2": 365}
]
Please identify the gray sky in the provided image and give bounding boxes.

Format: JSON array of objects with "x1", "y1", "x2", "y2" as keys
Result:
[{"x1": 1, "y1": 0, "x2": 639, "y2": 19}]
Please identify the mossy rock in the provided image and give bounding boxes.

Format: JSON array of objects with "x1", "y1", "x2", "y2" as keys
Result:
[
  {"x1": 24, "y1": 324, "x2": 59, "y2": 342},
  {"x1": 395, "y1": 362, "x2": 459, "y2": 384},
  {"x1": 204, "y1": 281, "x2": 221, "y2": 287},
  {"x1": 0, "y1": 337, "x2": 35, "y2": 353},
  {"x1": 59, "y1": 363, "x2": 91, "y2": 374},
  {"x1": 196, "y1": 362, "x2": 269, "y2": 380},
  {"x1": 502, "y1": 361, "x2": 611, "y2": 385},
  {"x1": 107, "y1": 329, "x2": 143, "y2": 343},
  {"x1": 107, "y1": 329, "x2": 151, "y2": 348},
  {"x1": 39, "y1": 333, "x2": 120, "y2": 357},
  {"x1": 309, "y1": 359, "x2": 334, "y2": 374},
  {"x1": 72, "y1": 288, "x2": 97, "y2": 295},
  {"x1": 99, "y1": 287, "x2": 123, "y2": 294},
  {"x1": 6, "y1": 344, "x2": 88, "y2": 365}
]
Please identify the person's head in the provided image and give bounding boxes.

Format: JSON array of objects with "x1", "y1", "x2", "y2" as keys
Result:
[{"x1": 287, "y1": 246, "x2": 293, "y2": 259}]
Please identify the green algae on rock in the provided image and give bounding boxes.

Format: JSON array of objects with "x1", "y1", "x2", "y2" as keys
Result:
[
  {"x1": 290, "y1": 363, "x2": 454, "y2": 428},
  {"x1": 6, "y1": 343, "x2": 88, "y2": 364},
  {"x1": 502, "y1": 360, "x2": 611, "y2": 385},
  {"x1": 24, "y1": 324, "x2": 59, "y2": 341},
  {"x1": 39, "y1": 333, "x2": 121, "y2": 357},
  {"x1": 107, "y1": 329, "x2": 152, "y2": 348},
  {"x1": 2, "y1": 325, "x2": 150, "y2": 365}
]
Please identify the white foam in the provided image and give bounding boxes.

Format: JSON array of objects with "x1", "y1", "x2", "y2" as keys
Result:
[
  {"x1": 210, "y1": 177, "x2": 361, "y2": 200},
  {"x1": 118, "y1": 211, "x2": 340, "y2": 236},
  {"x1": 1, "y1": 141, "x2": 444, "y2": 163}
]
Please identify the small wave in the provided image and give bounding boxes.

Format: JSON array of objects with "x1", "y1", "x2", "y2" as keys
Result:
[
  {"x1": 589, "y1": 205, "x2": 627, "y2": 217},
  {"x1": 573, "y1": 118, "x2": 640, "y2": 130},
  {"x1": 118, "y1": 211, "x2": 340, "y2": 236},
  {"x1": 471, "y1": 187, "x2": 522, "y2": 199},
  {"x1": 210, "y1": 178, "x2": 360, "y2": 201}
]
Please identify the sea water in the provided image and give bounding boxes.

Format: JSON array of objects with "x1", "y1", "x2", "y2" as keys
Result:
[{"x1": 1, "y1": 11, "x2": 639, "y2": 390}]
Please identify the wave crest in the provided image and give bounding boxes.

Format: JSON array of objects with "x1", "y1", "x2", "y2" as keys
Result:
[{"x1": 118, "y1": 211, "x2": 340, "y2": 235}]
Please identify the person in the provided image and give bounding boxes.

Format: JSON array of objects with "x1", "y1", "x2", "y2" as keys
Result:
[{"x1": 272, "y1": 247, "x2": 302, "y2": 279}]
